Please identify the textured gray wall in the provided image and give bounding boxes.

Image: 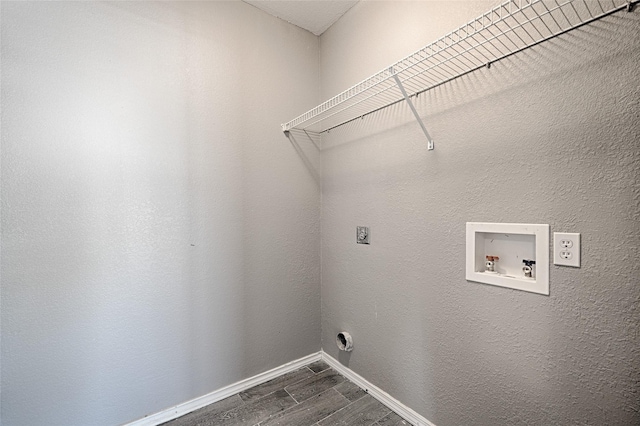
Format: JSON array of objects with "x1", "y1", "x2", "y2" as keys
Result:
[
  {"x1": 320, "y1": 2, "x2": 639, "y2": 425},
  {"x1": 1, "y1": 2, "x2": 320, "y2": 425}
]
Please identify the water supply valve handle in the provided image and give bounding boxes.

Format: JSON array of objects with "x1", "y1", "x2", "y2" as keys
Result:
[
  {"x1": 522, "y1": 259, "x2": 536, "y2": 278},
  {"x1": 485, "y1": 255, "x2": 499, "y2": 273}
]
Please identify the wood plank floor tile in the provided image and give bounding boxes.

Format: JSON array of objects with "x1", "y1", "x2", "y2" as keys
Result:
[
  {"x1": 259, "y1": 388, "x2": 350, "y2": 426},
  {"x1": 285, "y1": 369, "x2": 345, "y2": 403},
  {"x1": 375, "y1": 412, "x2": 412, "y2": 426},
  {"x1": 317, "y1": 394, "x2": 391, "y2": 426},
  {"x1": 161, "y1": 363, "x2": 411, "y2": 426},
  {"x1": 161, "y1": 395, "x2": 245, "y2": 426},
  {"x1": 239, "y1": 367, "x2": 314, "y2": 402},
  {"x1": 333, "y1": 380, "x2": 367, "y2": 402},
  {"x1": 217, "y1": 389, "x2": 295, "y2": 426},
  {"x1": 307, "y1": 360, "x2": 330, "y2": 374}
]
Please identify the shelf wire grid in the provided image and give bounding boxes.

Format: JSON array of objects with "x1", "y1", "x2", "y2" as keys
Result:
[{"x1": 282, "y1": 0, "x2": 636, "y2": 134}]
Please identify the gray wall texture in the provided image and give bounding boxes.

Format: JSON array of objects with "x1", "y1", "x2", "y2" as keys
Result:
[
  {"x1": 2, "y1": 1, "x2": 639, "y2": 426},
  {"x1": 320, "y1": 2, "x2": 639, "y2": 426},
  {"x1": 1, "y1": 2, "x2": 320, "y2": 425}
]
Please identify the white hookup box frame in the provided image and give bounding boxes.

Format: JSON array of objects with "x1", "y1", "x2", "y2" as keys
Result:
[{"x1": 466, "y1": 222, "x2": 550, "y2": 295}]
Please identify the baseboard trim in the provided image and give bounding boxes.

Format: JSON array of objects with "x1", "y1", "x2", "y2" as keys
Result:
[
  {"x1": 126, "y1": 350, "x2": 435, "y2": 426},
  {"x1": 125, "y1": 352, "x2": 321, "y2": 426},
  {"x1": 321, "y1": 351, "x2": 436, "y2": 426}
]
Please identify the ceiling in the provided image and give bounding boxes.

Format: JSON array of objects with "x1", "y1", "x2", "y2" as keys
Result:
[{"x1": 242, "y1": 0, "x2": 359, "y2": 36}]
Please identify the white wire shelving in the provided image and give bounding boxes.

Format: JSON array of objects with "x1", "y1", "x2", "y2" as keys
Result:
[{"x1": 281, "y1": 0, "x2": 637, "y2": 148}]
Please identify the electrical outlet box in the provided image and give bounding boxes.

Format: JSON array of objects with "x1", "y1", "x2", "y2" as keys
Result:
[
  {"x1": 466, "y1": 222, "x2": 549, "y2": 295},
  {"x1": 554, "y1": 232, "x2": 580, "y2": 267}
]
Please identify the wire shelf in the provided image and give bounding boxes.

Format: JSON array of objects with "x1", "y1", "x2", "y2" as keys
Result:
[{"x1": 282, "y1": 0, "x2": 636, "y2": 136}]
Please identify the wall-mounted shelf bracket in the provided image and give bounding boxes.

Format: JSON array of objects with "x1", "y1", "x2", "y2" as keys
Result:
[{"x1": 391, "y1": 68, "x2": 434, "y2": 150}]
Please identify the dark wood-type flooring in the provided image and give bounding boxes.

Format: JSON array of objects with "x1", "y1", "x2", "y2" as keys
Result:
[{"x1": 162, "y1": 360, "x2": 412, "y2": 426}]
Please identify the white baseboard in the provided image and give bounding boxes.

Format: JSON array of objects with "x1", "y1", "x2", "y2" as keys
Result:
[
  {"x1": 321, "y1": 351, "x2": 436, "y2": 426},
  {"x1": 124, "y1": 352, "x2": 321, "y2": 426},
  {"x1": 125, "y1": 350, "x2": 435, "y2": 426}
]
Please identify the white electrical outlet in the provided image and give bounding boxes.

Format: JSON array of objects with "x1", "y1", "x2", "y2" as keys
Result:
[{"x1": 554, "y1": 232, "x2": 580, "y2": 267}]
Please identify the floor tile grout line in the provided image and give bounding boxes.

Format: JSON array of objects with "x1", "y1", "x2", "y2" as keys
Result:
[
  {"x1": 372, "y1": 408, "x2": 394, "y2": 424},
  {"x1": 240, "y1": 366, "x2": 316, "y2": 404},
  {"x1": 312, "y1": 390, "x2": 355, "y2": 425},
  {"x1": 236, "y1": 388, "x2": 280, "y2": 408},
  {"x1": 249, "y1": 366, "x2": 339, "y2": 423},
  {"x1": 314, "y1": 392, "x2": 393, "y2": 426},
  {"x1": 284, "y1": 387, "x2": 300, "y2": 404},
  {"x1": 222, "y1": 384, "x2": 300, "y2": 422},
  {"x1": 282, "y1": 366, "x2": 327, "y2": 396},
  {"x1": 267, "y1": 387, "x2": 349, "y2": 425},
  {"x1": 283, "y1": 367, "x2": 338, "y2": 403}
]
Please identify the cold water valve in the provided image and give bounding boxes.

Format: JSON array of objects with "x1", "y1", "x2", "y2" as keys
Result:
[
  {"x1": 485, "y1": 255, "x2": 499, "y2": 273},
  {"x1": 522, "y1": 259, "x2": 536, "y2": 278}
]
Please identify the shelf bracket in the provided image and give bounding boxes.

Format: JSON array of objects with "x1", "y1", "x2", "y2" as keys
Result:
[{"x1": 392, "y1": 71, "x2": 434, "y2": 150}]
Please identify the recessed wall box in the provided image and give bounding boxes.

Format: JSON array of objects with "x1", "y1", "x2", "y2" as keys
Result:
[{"x1": 466, "y1": 222, "x2": 549, "y2": 295}]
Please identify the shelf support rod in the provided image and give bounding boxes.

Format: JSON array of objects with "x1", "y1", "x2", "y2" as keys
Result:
[{"x1": 391, "y1": 70, "x2": 434, "y2": 150}]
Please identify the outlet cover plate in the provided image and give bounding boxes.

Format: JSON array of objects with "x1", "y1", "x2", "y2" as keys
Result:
[
  {"x1": 554, "y1": 232, "x2": 580, "y2": 267},
  {"x1": 356, "y1": 226, "x2": 370, "y2": 244}
]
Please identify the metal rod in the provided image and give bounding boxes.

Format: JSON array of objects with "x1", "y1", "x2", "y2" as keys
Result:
[{"x1": 392, "y1": 72, "x2": 434, "y2": 150}]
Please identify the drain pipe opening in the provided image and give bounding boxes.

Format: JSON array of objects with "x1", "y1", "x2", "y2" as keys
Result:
[{"x1": 336, "y1": 332, "x2": 353, "y2": 352}]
